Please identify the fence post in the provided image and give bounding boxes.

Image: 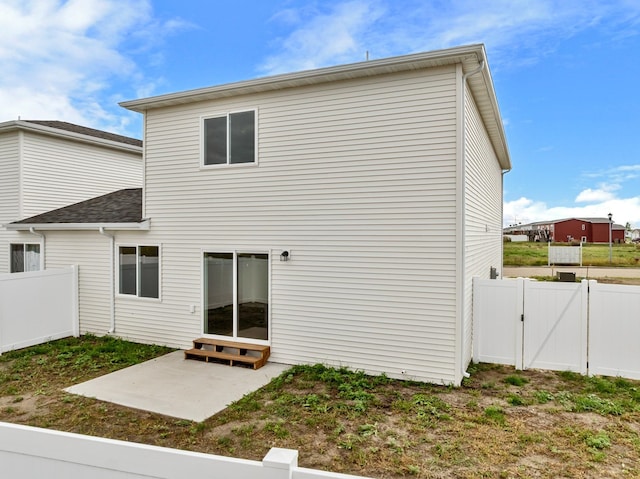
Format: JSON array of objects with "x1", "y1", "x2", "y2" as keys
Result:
[
  {"x1": 71, "y1": 265, "x2": 80, "y2": 337},
  {"x1": 262, "y1": 448, "x2": 298, "y2": 479},
  {"x1": 586, "y1": 279, "x2": 598, "y2": 377},
  {"x1": 579, "y1": 279, "x2": 589, "y2": 375},
  {"x1": 515, "y1": 278, "x2": 525, "y2": 370}
]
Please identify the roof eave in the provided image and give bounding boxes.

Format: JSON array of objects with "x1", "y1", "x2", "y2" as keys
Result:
[
  {"x1": 0, "y1": 120, "x2": 142, "y2": 154},
  {"x1": 4, "y1": 220, "x2": 150, "y2": 231},
  {"x1": 120, "y1": 44, "x2": 485, "y2": 112}
]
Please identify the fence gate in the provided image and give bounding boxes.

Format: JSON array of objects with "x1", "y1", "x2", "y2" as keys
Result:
[
  {"x1": 522, "y1": 280, "x2": 587, "y2": 374},
  {"x1": 474, "y1": 278, "x2": 640, "y2": 379}
]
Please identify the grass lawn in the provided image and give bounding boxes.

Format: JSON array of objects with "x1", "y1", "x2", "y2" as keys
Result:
[
  {"x1": 504, "y1": 241, "x2": 640, "y2": 267},
  {"x1": 2, "y1": 336, "x2": 640, "y2": 478}
]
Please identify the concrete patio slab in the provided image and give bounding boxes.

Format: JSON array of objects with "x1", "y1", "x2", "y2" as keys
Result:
[{"x1": 65, "y1": 351, "x2": 290, "y2": 422}]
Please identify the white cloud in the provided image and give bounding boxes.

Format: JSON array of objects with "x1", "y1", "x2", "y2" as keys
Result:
[
  {"x1": 260, "y1": 0, "x2": 640, "y2": 74},
  {"x1": 260, "y1": 1, "x2": 386, "y2": 74},
  {"x1": 0, "y1": 0, "x2": 188, "y2": 135},
  {"x1": 504, "y1": 195, "x2": 640, "y2": 228},
  {"x1": 575, "y1": 185, "x2": 619, "y2": 203},
  {"x1": 610, "y1": 164, "x2": 640, "y2": 182},
  {"x1": 506, "y1": 161, "x2": 640, "y2": 227}
]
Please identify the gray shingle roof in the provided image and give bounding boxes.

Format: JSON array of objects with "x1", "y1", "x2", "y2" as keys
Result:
[
  {"x1": 24, "y1": 120, "x2": 142, "y2": 147},
  {"x1": 13, "y1": 188, "x2": 143, "y2": 224}
]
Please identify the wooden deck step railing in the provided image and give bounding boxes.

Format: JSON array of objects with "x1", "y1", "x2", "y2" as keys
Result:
[{"x1": 184, "y1": 338, "x2": 270, "y2": 370}]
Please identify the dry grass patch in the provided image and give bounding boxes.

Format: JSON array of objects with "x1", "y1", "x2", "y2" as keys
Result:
[{"x1": 1, "y1": 338, "x2": 640, "y2": 478}]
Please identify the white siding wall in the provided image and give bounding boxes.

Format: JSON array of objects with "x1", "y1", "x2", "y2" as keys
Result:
[
  {"x1": 117, "y1": 66, "x2": 461, "y2": 383},
  {"x1": 20, "y1": 132, "x2": 142, "y2": 218},
  {"x1": 44, "y1": 231, "x2": 112, "y2": 335},
  {"x1": 0, "y1": 131, "x2": 21, "y2": 273},
  {"x1": 463, "y1": 82, "x2": 503, "y2": 371},
  {"x1": 1, "y1": 130, "x2": 142, "y2": 274}
]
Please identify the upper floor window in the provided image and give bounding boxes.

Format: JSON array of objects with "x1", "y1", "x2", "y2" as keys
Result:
[
  {"x1": 10, "y1": 243, "x2": 41, "y2": 273},
  {"x1": 581, "y1": 224, "x2": 586, "y2": 231},
  {"x1": 203, "y1": 110, "x2": 256, "y2": 166},
  {"x1": 118, "y1": 245, "x2": 159, "y2": 299}
]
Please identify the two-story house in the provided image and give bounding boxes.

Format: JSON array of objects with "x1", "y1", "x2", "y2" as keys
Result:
[
  {"x1": 8, "y1": 44, "x2": 511, "y2": 385},
  {"x1": 0, "y1": 120, "x2": 143, "y2": 273}
]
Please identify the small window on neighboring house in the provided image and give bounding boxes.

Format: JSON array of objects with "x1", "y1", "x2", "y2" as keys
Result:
[
  {"x1": 118, "y1": 245, "x2": 159, "y2": 299},
  {"x1": 581, "y1": 236, "x2": 587, "y2": 243},
  {"x1": 10, "y1": 243, "x2": 41, "y2": 273},
  {"x1": 203, "y1": 110, "x2": 256, "y2": 166},
  {"x1": 581, "y1": 224, "x2": 586, "y2": 231}
]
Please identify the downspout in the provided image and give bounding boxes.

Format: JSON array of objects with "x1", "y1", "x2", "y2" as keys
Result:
[
  {"x1": 99, "y1": 227, "x2": 116, "y2": 334},
  {"x1": 28, "y1": 227, "x2": 45, "y2": 269},
  {"x1": 459, "y1": 59, "x2": 486, "y2": 381}
]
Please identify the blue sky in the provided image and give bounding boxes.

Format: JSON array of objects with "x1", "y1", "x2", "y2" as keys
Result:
[{"x1": 1, "y1": 0, "x2": 639, "y2": 228}]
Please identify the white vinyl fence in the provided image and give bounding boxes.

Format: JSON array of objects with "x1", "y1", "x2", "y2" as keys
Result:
[
  {"x1": 0, "y1": 422, "x2": 370, "y2": 479},
  {"x1": 473, "y1": 277, "x2": 640, "y2": 380},
  {"x1": 0, "y1": 266, "x2": 78, "y2": 354},
  {"x1": 588, "y1": 282, "x2": 640, "y2": 379}
]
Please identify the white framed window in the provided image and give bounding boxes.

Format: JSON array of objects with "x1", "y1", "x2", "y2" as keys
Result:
[
  {"x1": 581, "y1": 236, "x2": 587, "y2": 243},
  {"x1": 581, "y1": 224, "x2": 586, "y2": 231},
  {"x1": 10, "y1": 243, "x2": 42, "y2": 273},
  {"x1": 202, "y1": 110, "x2": 256, "y2": 166},
  {"x1": 118, "y1": 245, "x2": 160, "y2": 299}
]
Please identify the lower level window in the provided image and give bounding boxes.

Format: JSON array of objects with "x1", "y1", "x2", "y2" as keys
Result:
[
  {"x1": 10, "y1": 243, "x2": 41, "y2": 273},
  {"x1": 119, "y1": 245, "x2": 159, "y2": 298}
]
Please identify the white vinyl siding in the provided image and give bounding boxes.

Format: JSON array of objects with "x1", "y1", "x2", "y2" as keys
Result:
[
  {"x1": 0, "y1": 128, "x2": 142, "y2": 274},
  {"x1": 114, "y1": 238, "x2": 201, "y2": 348},
  {"x1": 463, "y1": 82, "x2": 503, "y2": 371},
  {"x1": 0, "y1": 131, "x2": 21, "y2": 273},
  {"x1": 43, "y1": 231, "x2": 113, "y2": 335},
  {"x1": 119, "y1": 66, "x2": 461, "y2": 383},
  {"x1": 20, "y1": 132, "x2": 142, "y2": 218}
]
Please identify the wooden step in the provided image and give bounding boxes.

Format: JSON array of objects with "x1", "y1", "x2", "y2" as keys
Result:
[
  {"x1": 185, "y1": 338, "x2": 270, "y2": 370},
  {"x1": 192, "y1": 337, "x2": 270, "y2": 353}
]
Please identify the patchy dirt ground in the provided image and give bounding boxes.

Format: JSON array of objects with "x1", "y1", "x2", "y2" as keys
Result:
[{"x1": 1, "y1": 338, "x2": 639, "y2": 478}]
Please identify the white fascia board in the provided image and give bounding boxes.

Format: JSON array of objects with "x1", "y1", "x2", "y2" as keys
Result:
[
  {"x1": 4, "y1": 220, "x2": 150, "y2": 231},
  {"x1": 0, "y1": 120, "x2": 142, "y2": 154},
  {"x1": 120, "y1": 44, "x2": 485, "y2": 112}
]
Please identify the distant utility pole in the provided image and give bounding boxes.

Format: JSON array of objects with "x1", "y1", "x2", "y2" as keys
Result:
[{"x1": 608, "y1": 213, "x2": 613, "y2": 264}]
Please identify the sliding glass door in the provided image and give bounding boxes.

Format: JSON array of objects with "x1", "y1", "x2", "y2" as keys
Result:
[
  {"x1": 204, "y1": 252, "x2": 268, "y2": 341},
  {"x1": 204, "y1": 253, "x2": 234, "y2": 336}
]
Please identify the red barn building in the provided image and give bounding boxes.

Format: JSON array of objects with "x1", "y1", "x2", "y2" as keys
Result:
[
  {"x1": 505, "y1": 217, "x2": 625, "y2": 243},
  {"x1": 554, "y1": 218, "x2": 625, "y2": 243}
]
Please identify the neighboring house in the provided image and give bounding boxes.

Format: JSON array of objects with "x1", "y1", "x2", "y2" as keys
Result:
[
  {"x1": 7, "y1": 44, "x2": 511, "y2": 385},
  {"x1": 504, "y1": 218, "x2": 625, "y2": 243},
  {"x1": 630, "y1": 229, "x2": 640, "y2": 242},
  {"x1": 503, "y1": 220, "x2": 552, "y2": 242},
  {"x1": 0, "y1": 120, "x2": 143, "y2": 273},
  {"x1": 554, "y1": 218, "x2": 625, "y2": 244}
]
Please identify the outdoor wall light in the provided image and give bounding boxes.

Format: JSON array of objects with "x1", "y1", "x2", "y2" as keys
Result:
[{"x1": 280, "y1": 250, "x2": 290, "y2": 262}]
